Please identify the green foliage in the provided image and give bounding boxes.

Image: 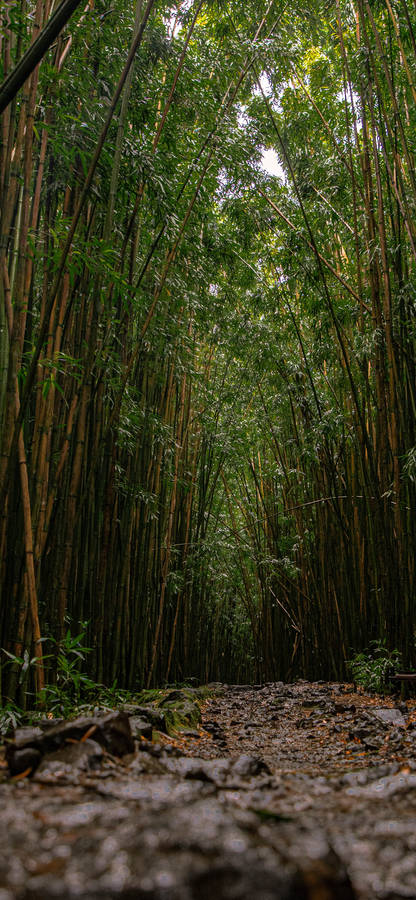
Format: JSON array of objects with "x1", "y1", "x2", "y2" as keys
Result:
[
  {"x1": 3, "y1": 0, "x2": 416, "y2": 695},
  {"x1": 1, "y1": 647, "x2": 46, "y2": 688},
  {"x1": 347, "y1": 641, "x2": 403, "y2": 694},
  {"x1": 0, "y1": 702, "x2": 25, "y2": 737},
  {"x1": 38, "y1": 625, "x2": 96, "y2": 715}
]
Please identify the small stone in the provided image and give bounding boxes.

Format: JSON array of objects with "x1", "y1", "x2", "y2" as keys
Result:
[
  {"x1": 162, "y1": 743, "x2": 184, "y2": 756},
  {"x1": 159, "y1": 688, "x2": 198, "y2": 705},
  {"x1": 335, "y1": 702, "x2": 356, "y2": 714},
  {"x1": 128, "y1": 717, "x2": 153, "y2": 740},
  {"x1": 122, "y1": 704, "x2": 167, "y2": 733},
  {"x1": 36, "y1": 717, "x2": 65, "y2": 731},
  {"x1": 11, "y1": 726, "x2": 44, "y2": 747},
  {"x1": 232, "y1": 755, "x2": 271, "y2": 776},
  {"x1": 138, "y1": 741, "x2": 162, "y2": 756},
  {"x1": 7, "y1": 746, "x2": 42, "y2": 776},
  {"x1": 35, "y1": 739, "x2": 103, "y2": 777}
]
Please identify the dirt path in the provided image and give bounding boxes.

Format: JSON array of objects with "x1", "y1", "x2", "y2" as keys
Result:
[
  {"x1": 191, "y1": 681, "x2": 416, "y2": 898},
  {"x1": 1, "y1": 681, "x2": 416, "y2": 899}
]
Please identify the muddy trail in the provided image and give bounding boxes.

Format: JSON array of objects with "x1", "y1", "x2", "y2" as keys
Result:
[{"x1": 2, "y1": 681, "x2": 416, "y2": 899}]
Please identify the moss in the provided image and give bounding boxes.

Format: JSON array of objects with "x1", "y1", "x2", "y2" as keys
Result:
[
  {"x1": 134, "y1": 689, "x2": 165, "y2": 705},
  {"x1": 129, "y1": 684, "x2": 217, "y2": 737},
  {"x1": 161, "y1": 699, "x2": 201, "y2": 735}
]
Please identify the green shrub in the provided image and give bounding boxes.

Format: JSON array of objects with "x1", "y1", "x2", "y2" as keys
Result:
[{"x1": 347, "y1": 640, "x2": 402, "y2": 693}]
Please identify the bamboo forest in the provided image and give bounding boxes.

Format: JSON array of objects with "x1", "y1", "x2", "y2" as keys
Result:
[{"x1": 2, "y1": 0, "x2": 416, "y2": 703}]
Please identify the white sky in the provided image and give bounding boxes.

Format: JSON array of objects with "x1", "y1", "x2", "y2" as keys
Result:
[{"x1": 261, "y1": 148, "x2": 285, "y2": 180}]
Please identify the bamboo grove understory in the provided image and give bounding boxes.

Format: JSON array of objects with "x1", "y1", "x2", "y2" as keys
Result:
[{"x1": 1, "y1": 0, "x2": 416, "y2": 701}]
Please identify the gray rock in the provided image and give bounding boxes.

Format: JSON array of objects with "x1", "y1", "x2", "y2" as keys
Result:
[
  {"x1": 6, "y1": 710, "x2": 134, "y2": 774},
  {"x1": 168, "y1": 757, "x2": 231, "y2": 783},
  {"x1": 7, "y1": 746, "x2": 42, "y2": 776},
  {"x1": 128, "y1": 717, "x2": 153, "y2": 740},
  {"x1": 334, "y1": 702, "x2": 356, "y2": 714},
  {"x1": 371, "y1": 707, "x2": 406, "y2": 728},
  {"x1": 346, "y1": 772, "x2": 416, "y2": 799},
  {"x1": 349, "y1": 714, "x2": 389, "y2": 750},
  {"x1": 159, "y1": 688, "x2": 199, "y2": 704},
  {"x1": 122, "y1": 704, "x2": 167, "y2": 733},
  {"x1": 11, "y1": 726, "x2": 44, "y2": 747},
  {"x1": 35, "y1": 739, "x2": 103, "y2": 778},
  {"x1": 36, "y1": 717, "x2": 65, "y2": 731},
  {"x1": 0, "y1": 791, "x2": 355, "y2": 899},
  {"x1": 232, "y1": 755, "x2": 271, "y2": 777}
]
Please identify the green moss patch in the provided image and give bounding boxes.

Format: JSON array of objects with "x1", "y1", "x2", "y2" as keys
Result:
[
  {"x1": 123, "y1": 684, "x2": 219, "y2": 737},
  {"x1": 161, "y1": 700, "x2": 201, "y2": 734}
]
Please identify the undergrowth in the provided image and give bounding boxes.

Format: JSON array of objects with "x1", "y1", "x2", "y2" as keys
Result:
[
  {"x1": 0, "y1": 623, "x2": 206, "y2": 736},
  {"x1": 347, "y1": 640, "x2": 402, "y2": 694}
]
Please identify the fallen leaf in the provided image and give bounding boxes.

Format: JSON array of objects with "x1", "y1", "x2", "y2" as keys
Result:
[
  {"x1": 80, "y1": 725, "x2": 98, "y2": 742},
  {"x1": 10, "y1": 767, "x2": 32, "y2": 781}
]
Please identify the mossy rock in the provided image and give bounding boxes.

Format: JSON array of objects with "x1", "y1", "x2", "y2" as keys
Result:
[
  {"x1": 161, "y1": 700, "x2": 201, "y2": 735},
  {"x1": 124, "y1": 684, "x2": 217, "y2": 737},
  {"x1": 159, "y1": 686, "x2": 213, "y2": 704},
  {"x1": 121, "y1": 704, "x2": 167, "y2": 733},
  {"x1": 159, "y1": 689, "x2": 199, "y2": 705},
  {"x1": 134, "y1": 689, "x2": 165, "y2": 705}
]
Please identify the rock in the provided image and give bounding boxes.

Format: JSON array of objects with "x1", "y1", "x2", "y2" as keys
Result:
[
  {"x1": 11, "y1": 726, "x2": 44, "y2": 746},
  {"x1": 203, "y1": 720, "x2": 223, "y2": 731},
  {"x1": 350, "y1": 726, "x2": 383, "y2": 750},
  {"x1": 165, "y1": 754, "x2": 273, "y2": 787},
  {"x1": 345, "y1": 771, "x2": 416, "y2": 799},
  {"x1": 122, "y1": 704, "x2": 167, "y2": 733},
  {"x1": 169, "y1": 757, "x2": 224, "y2": 782},
  {"x1": 36, "y1": 717, "x2": 65, "y2": 731},
  {"x1": 232, "y1": 755, "x2": 271, "y2": 777},
  {"x1": 334, "y1": 702, "x2": 356, "y2": 714},
  {"x1": 229, "y1": 684, "x2": 254, "y2": 692},
  {"x1": 371, "y1": 707, "x2": 406, "y2": 728},
  {"x1": 162, "y1": 742, "x2": 184, "y2": 756},
  {"x1": 0, "y1": 790, "x2": 356, "y2": 899},
  {"x1": 388, "y1": 728, "x2": 404, "y2": 747},
  {"x1": 128, "y1": 717, "x2": 153, "y2": 740},
  {"x1": 160, "y1": 697, "x2": 201, "y2": 734},
  {"x1": 43, "y1": 710, "x2": 134, "y2": 755},
  {"x1": 138, "y1": 741, "x2": 163, "y2": 757},
  {"x1": 34, "y1": 739, "x2": 103, "y2": 778},
  {"x1": 7, "y1": 746, "x2": 42, "y2": 776},
  {"x1": 159, "y1": 688, "x2": 199, "y2": 704},
  {"x1": 6, "y1": 710, "x2": 134, "y2": 775}
]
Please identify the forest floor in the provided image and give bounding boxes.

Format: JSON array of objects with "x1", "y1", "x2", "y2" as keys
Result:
[{"x1": 1, "y1": 681, "x2": 416, "y2": 899}]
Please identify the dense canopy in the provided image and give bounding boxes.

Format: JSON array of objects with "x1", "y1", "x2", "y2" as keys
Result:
[{"x1": 1, "y1": 0, "x2": 415, "y2": 703}]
